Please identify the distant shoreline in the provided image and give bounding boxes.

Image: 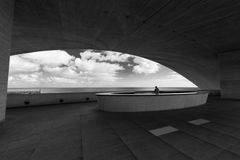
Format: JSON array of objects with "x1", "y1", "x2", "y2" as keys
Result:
[{"x1": 7, "y1": 87, "x2": 198, "y2": 94}]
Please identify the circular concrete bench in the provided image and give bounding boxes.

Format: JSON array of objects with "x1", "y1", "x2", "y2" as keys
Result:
[{"x1": 96, "y1": 91, "x2": 209, "y2": 112}]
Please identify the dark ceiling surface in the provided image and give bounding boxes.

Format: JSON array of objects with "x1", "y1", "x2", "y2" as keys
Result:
[{"x1": 10, "y1": 0, "x2": 240, "y2": 89}]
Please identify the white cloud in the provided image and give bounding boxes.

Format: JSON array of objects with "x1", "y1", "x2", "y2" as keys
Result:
[
  {"x1": 75, "y1": 58, "x2": 124, "y2": 73},
  {"x1": 18, "y1": 74, "x2": 38, "y2": 82},
  {"x1": 132, "y1": 56, "x2": 160, "y2": 74},
  {"x1": 74, "y1": 58, "x2": 124, "y2": 83},
  {"x1": 8, "y1": 49, "x2": 195, "y2": 88},
  {"x1": 8, "y1": 50, "x2": 125, "y2": 87},
  {"x1": 42, "y1": 66, "x2": 78, "y2": 79},
  {"x1": 53, "y1": 77, "x2": 78, "y2": 84},
  {"x1": 80, "y1": 50, "x2": 131, "y2": 62},
  {"x1": 8, "y1": 76, "x2": 13, "y2": 81},
  {"x1": 9, "y1": 56, "x2": 40, "y2": 73},
  {"x1": 20, "y1": 50, "x2": 75, "y2": 67},
  {"x1": 8, "y1": 73, "x2": 41, "y2": 85}
]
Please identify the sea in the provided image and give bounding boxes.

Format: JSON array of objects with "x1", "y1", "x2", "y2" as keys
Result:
[{"x1": 7, "y1": 87, "x2": 198, "y2": 94}]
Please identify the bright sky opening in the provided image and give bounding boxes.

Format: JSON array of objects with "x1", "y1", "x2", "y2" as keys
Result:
[{"x1": 7, "y1": 49, "x2": 197, "y2": 88}]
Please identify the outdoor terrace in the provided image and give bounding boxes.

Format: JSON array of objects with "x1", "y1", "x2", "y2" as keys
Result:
[{"x1": 1, "y1": 96, "x2": 240, "y2": 160}]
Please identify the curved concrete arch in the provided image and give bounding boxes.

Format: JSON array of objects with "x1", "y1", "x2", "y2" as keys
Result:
[
  {"x1": 10, "y1": 32, "x2": 220, "y2": 89},
  {"x1": 1, "y1": 0, "x2": 240, "y2": 121},
  {"x1": 10, "y1": 0, "x2": 229, "y2": 89}
]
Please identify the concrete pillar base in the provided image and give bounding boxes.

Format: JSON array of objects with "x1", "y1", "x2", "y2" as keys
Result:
[{"x1": 0, "y1": 0, "x2": 14, "y2": 121}]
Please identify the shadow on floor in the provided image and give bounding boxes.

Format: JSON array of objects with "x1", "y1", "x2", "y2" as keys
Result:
[{"x1": 1, "y1": 97, "x2": 240, "y2": 160}]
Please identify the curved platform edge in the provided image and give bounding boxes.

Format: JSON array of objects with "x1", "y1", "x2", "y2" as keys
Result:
[{"x1": 96, "y1": 91, "x2": 209, "y2": 112}]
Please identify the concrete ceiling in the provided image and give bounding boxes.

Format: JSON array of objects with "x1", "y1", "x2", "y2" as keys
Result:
[{"x1": 11, "y1": 0, "x2": 240, "y2": 89}]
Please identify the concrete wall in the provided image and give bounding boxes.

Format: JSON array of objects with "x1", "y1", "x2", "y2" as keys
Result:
[
  {"x1": 7, "y1": 93, "x2": 97, "y2": 108},
  {"x1": 11, "y1": 0, "x2": 226, "y2": 90},
  {"x1": 97, "y1": 92, "x2": 208, "y2": 112},
  {"x1": 219, "y1": 51, "x2": 240, "y2": 99},
  {"x1": 0, "y1": 0, "x2": 14, "y2": 121},
  {"x1": 2, "y1": 0, "x2": 240, "y2": 113}
]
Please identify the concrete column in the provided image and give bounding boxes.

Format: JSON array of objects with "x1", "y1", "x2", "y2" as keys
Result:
[
  {"x1": 0, "y1": 0, "x2": 14, "y2": 122},
  {"x1": 219, "y1": 51, "x2": 240, "y2": 99}
]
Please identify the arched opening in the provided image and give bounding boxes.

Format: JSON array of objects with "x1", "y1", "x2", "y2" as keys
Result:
[{"x1": 7, "y1": 49, "x2": 197, "y2": 94}]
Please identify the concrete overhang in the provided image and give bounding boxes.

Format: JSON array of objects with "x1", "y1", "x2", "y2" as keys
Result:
[{"x1": 10, "y1": 0, "x2": 240, "y2": 89}]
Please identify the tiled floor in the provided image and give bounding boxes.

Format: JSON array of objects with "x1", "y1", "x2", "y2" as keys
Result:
[{"x1": 1, "y1": 97, "x2": 240, "y2": 160}]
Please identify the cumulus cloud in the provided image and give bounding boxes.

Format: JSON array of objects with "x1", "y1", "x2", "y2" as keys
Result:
[
  {"x1": 75, "y1": 58, "x2": 124, "y2": 73},
  {"x1": 8, "y1": 50, "x2": 125, "y2": 87},
  {"x1": 9, "y1": 56, "x2": 40, "y2": 73},
  {"x1": 132, "y1": 56, "x2": 160, "y2": 75},
  {"x1": 20, "y1": 50, "x2": 75, "y2": 67},
  {"x1": 8, "y1": 49, "x2": 194, "y2": 88},
  {"x1": 80, "y1": 50, "x2": 131, "y2": 62}
]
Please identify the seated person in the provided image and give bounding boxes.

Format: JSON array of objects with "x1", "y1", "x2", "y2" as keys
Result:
[{"x1": 154, "y1": 86, "x2": 160, "y2": 95}]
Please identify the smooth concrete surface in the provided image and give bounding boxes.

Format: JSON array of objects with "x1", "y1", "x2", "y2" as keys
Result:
[
  {"x1": 7, "y1": 93, "x2": 97, "y2": 108},
  {"x1": 8, "y1": 0, "x2": 240, "y2": 97},
  {"x1": 2, "y1": 97, "x2": 240, "y2": 160},
  {"x1": 11, "y1": 0, "x2": 239, "y2": 90},
  {"x1": 219, "y1": 51, "x2": 240, "y2": 99},
  {"x1": 1, "y1": 0, "x2": 240, "y2": 122},
  {"x1": 97, "y1": 91, "x2": 208, "y2": 112},
  {"x1": 0, "y1": 0, "x2": 14, "y2": 121}
]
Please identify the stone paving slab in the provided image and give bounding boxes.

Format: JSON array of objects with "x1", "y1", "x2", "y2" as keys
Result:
[{"x1": 149, "y1": 126, "x2": 179, "y2": 136}]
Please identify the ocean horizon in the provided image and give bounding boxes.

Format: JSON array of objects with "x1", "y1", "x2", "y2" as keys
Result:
[{"x1": 7, "y1": 87, "x2": 198, "y2": 94}]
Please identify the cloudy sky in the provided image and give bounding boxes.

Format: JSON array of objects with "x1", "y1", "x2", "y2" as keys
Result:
[{"x1": 8, "y1": 49, "x2": 197, "y2": 88}]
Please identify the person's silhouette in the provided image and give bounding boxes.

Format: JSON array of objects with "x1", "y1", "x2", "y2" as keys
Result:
[{"x1": 154, "y1": 86, "x2": 159, "y2": 95}]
